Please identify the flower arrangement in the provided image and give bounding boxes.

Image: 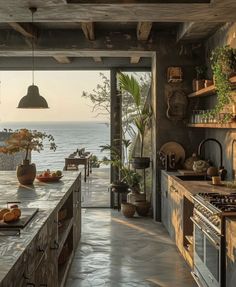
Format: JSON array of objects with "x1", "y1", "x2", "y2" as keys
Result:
[{"x1": 0, "y1": 128, "x2": 57, "y2": 161}]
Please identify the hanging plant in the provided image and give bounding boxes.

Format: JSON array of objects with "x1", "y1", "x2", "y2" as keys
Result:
[{"x1": 206, "y1": 46, "x2": 236, "y2": 123}]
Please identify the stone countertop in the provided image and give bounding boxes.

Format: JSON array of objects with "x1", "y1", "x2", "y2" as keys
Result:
[
  {"x1": 0, "y1": 171, "x2": 80, "y2": 284},
  {"x1": 162, "y1": 170, "x2": 236, "y2": 197}
]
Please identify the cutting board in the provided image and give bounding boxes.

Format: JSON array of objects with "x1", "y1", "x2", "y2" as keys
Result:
[
  {"x1": 0, "y1": 208, "x2": 38, "y2": 228},
  {"x1": 177, "y1": 169, "x2": 206, "y2": 176}
]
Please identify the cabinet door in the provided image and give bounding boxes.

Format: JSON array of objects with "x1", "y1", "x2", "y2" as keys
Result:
[{"x1": 169, "y1": 180, "x2": 183, "y2": 250}]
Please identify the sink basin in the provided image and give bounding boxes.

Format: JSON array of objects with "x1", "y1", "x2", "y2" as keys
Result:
[{"x1": 176, "y1": 175, "x2": 207, "y2": 181}]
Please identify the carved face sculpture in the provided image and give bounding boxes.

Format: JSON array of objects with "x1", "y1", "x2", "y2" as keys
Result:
[{"x1": 166, "y1": 90, "x2": 188, "y2": 121}]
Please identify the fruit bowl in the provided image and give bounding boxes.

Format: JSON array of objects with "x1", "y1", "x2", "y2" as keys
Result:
[{"x1": 36, "y1": 175, "x2": 63, "y2": 182}]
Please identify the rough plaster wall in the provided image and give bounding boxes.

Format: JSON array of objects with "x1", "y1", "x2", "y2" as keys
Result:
[
  {"x1": 204, "y1": 23, "x2": 236, "y2": 179},
  {"x1": 156, "y1": 38, "x2": 205, "y2": 156},
  {"x1": 155, "y1": 37, "x2": 205, "y2": 220}
]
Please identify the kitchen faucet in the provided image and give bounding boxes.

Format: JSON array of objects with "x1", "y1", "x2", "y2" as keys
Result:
[{"x1": 198, "y1": 138, "x2": 227, "y2": 180}]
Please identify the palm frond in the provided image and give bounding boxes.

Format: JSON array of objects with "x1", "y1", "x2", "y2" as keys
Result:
[{"x1": 118, "y1": 73, "x2": 141, "y2": 107}]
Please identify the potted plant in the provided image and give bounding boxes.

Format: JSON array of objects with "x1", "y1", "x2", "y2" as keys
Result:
[
  {"x1": 100, "y1": 142, "x2": 147, "y2": 217},
  {"x1": 192, "y1": 65, "x2": 207, "y2": 92},
  {"x1": 0, "y1": 128, "x2": 56, "y2": 185},
  {"x1": 205, "y1": 45, "x2": 236, "y2": 123},
  {"x1": 118, "y1": 73, "x2": 152, "y2": 169}
]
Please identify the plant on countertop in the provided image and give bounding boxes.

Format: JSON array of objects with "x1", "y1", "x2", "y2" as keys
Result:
[
  {"x1": 205, "y1": 45, "x2": 236, "y2": 123},
  {"x1": 0, "y1": 128, "x2": 57, "y2": 161},
  {"x1": 0, "y1": 129, "x2": 57, "y2": 185}
]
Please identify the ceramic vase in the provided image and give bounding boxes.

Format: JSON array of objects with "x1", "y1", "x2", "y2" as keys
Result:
[{"x1": 17, "y1": 159, "x2": 36, "y2": 185}]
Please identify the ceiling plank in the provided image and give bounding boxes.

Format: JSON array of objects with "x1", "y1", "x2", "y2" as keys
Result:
[
  {"x1": 81, "y1": 22, "x2": 95, "y2": 41},
  {"x1": 8, "y1": 22, "x2": 37, "y2": 39},
  {"x1": 130, "y1": 56, "x2": 140, "y2": 64},
  {"x1": 137, "y1": 22, "x2": 152, "y2": 41},
  {"x1": 53, "y1": 56, "x2": 71, "y2": 63},
  {"x1": 177, "y1": 22, "x2": 222, "y2": 41},
  {"x1": 93, "y1": 57, "x2": 102, "y2": 62}
]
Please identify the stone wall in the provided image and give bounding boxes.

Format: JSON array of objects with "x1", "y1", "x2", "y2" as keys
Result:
[{"x1": 0, "y1": 132, "x2": 26, "y2": 170}]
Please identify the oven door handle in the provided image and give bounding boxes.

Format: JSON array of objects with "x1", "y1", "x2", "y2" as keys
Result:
[
  {"x1": 191, "y1": 217, "x2": 220, "y2": 249},
  {"x1": 190, "y1": 216, "x2": 202, "y2": 230}
]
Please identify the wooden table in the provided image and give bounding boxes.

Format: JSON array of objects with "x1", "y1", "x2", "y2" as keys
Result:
[{"x1": 64, "y1": 153, "x2": 92, "y2": 182}]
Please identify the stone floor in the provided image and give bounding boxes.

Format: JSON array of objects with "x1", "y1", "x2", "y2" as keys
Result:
[
  {"x1": 66, "y1": 209, "x2": 196, "y2": 287},
  {"x1": 81, "y1": 167, "x2": 110, "y2": 208}
]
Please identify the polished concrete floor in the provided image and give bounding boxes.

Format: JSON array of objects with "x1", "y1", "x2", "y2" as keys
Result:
[
  {"x1": 81, "y1": 167, "x2": 110, "y2": 208},
  {"x1": 66, "y1": 209, "x2": 196, "y2": 287}
]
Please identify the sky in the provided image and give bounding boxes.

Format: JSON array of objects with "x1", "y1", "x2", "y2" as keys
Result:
[{"x1": 0, "y1": 70, "x2": 110, "y2": 122}]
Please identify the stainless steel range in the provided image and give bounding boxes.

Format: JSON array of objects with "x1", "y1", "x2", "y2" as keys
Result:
[{"x1": 191, "y1": 192, "x2": 236, "y2": 287}]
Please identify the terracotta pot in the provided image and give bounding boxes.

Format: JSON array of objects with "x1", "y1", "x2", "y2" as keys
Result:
[
  {"x1": 17, "y1": 159, "x2": 36, "y2": 185},
  {"x1": 134, "y1": 200, "x2": 150, "y2": 216},
  {"x1": 121, "y1": 203, "x2": 136, "y2": 218},
  {"x1": 132, "y1": 157, "x2": 150, "y2": 169}
]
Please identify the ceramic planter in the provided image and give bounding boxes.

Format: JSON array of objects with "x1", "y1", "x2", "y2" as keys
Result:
[
  {"x1": 134, "y1": 200, "x2": 150, "y2": 216},
  {"x1": 17, "y1": 159, "x2": 36, "y2": 185},
  {"x1": 132, "y1": 157, "x2": 150, "y2": 169}
]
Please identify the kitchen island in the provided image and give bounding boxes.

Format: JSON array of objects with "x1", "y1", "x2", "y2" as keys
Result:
[{"x1": 0, "y1": 171, "x2": 81, "y2": 287}]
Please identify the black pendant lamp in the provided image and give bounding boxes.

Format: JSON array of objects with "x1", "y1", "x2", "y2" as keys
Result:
[{"x1": 17, "y1": 7, "x2": 49, "y2": 109}]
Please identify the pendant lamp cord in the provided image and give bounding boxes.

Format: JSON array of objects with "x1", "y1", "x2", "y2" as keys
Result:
[{"x1": 30, "y1": 7, "x2": 37, "y2": 86}]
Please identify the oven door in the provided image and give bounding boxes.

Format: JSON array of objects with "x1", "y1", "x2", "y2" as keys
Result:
[{"x1": 192, "y1": 218, "x2": 221, "y2": 287}]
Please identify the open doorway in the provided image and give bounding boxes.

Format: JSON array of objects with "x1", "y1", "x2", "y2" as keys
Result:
[{"x1": 0, "y1": 70, "x2": 111, "y2": 207}]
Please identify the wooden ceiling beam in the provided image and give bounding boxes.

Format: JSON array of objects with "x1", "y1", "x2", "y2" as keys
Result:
[
  {"x1": 137, "y1": 22, "x2": 152, "y2": 41},
  {"x1": 1, "y1": 2, "x2": 235, "y2": 22},
  {"x1": 177, "y1": 22, "x2": 222, "y2": 41},
  {"x1": 8, "y1": 22, "x2": 37, "y2": 39},
  {"x1": 81, "y1": 22, "x2": 95, "y2": 41},
  {"x1": 53, "y1": 56, "x2": 71, "y2": 64},
  {"x1": 0, "y1": 29, "x2": 155, "y2": 57},
  {"x1": 130, "y1": 56, "x2": 141, "y2": 64}
]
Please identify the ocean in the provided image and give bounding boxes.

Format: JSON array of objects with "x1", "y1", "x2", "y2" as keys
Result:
[{"x1": 0, "y1": 121, "x2": 110, "y2": 171}]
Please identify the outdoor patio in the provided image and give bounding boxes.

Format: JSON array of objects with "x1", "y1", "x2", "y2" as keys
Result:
[{"x1": 81, "y1": 167, "x2": 110, "y2": 208}]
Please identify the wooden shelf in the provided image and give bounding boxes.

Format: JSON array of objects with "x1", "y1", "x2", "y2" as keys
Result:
[
  {"x1": 187, "y1": 76, "x2": 236, "y2": 98},
  {"x1": 187, "y1": 123, "x2": 236, "y2": 129}
]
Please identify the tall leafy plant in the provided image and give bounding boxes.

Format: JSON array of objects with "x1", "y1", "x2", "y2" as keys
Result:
[{"x1": 118, "y1": 73, "x2": 152, "y2": 158}]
